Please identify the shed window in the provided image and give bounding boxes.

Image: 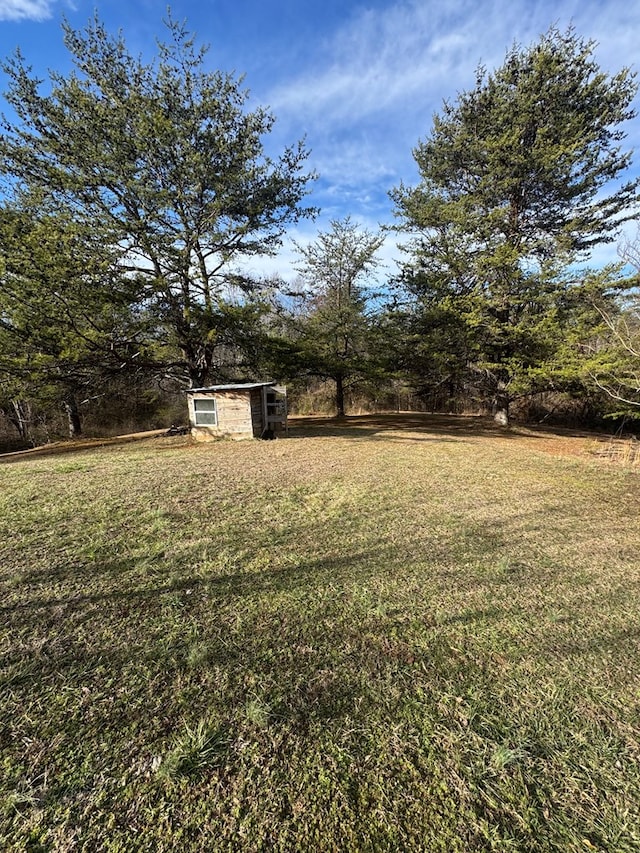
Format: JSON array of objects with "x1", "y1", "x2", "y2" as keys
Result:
[{"x1": 193, "y1": 398, "x2": 217, "y2": 425}]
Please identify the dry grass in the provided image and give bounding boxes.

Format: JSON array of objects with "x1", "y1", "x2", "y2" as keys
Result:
[
  {"x1": 1, "y1": 414, "x2": 639, "y2": 851},
  {"x1": 590, "y1": 436, "x2": 640, "y2": 468}
]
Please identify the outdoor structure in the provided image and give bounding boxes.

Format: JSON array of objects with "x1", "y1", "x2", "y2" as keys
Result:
[{"x1": 186, "y1": 382, "x2": 287, "y2": 441}]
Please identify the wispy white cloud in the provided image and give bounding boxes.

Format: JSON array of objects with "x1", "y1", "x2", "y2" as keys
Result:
[
  {"x1": 277, "y1": 0, "x2": 640, "y2": 123},
  {"x1": 270, "y1": 1, "x2": 481, "y2": 128},
  {"x1": 0, "y1": 0, "x2": 56, "y2": 21},
  {"x1": 270, "y1": 0, "x2": 640, "y2": 166},
  {"x1": 264, "y1": 0, "x2": 640, "y2": 267}
]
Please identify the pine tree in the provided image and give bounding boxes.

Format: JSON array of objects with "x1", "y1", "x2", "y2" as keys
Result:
[
  {"x1": 392, "y1": 27, "x2": 639, "y2": 424},
  {"x1": 0, "y1": 15, "x2": 315, "y2": 388},
  {"x1": 0, "y1": 199, "x2": 146, "y2": 437},
  {"x1": 292, "y1": 218, "x2": 383, "y2": 416}
]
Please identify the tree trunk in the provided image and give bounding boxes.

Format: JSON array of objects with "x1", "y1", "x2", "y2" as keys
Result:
[
  {"x1": 9, "y1": 399, "x2": 32, "y2": 442},
  {"x1": 63, "y1": 395, "x2": 83, "y2": 438},
  {"x1": 493, "y1": 388, "x2": 510, "y2": 426},
  {"x1": 183, "y1": 336, "x2": 216, "y2": 389},
  {"x1": 335, "y1": 375, "x2": 346, "y2": 418},
  {"x1": 187, "y1": 356, "x2": 209, "y2": 389}
]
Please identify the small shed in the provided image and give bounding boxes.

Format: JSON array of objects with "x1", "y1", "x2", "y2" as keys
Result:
[{"x1": 187, "y1": 382, "x2": 287, "y2": 441}]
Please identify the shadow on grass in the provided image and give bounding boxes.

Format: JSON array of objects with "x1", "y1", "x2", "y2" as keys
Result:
[
  {"x1": 0, "y1": 540, "x2": 518, "y2": 729},
  {"x1": 2, "y1": 500, "x2": 529, "y2": 626},
  {"x1": 0, "y1": 547, "x2": 396, "y2": 620},
  {"x1": 288, "y1": 413, "x2": 597, "y2": 443},
  {"x1": 0, "y1": 495, "x2": 593, "y2": 630}
]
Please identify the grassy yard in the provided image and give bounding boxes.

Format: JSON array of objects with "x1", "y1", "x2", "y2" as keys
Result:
[{"x1": 1, "y1": 414, "x2": 639, "y2": 852}]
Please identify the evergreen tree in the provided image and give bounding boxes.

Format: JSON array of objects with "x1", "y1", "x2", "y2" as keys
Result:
[
  {"x1": 392, "y1": 27, "x2": 639, "y2": 424},
  {"x1": 0, "y1": 199, "x2": 147, "y2": 437},
  {"x1": 0, "y1": 15, "x2": 315, "y2": 388},
  {"x1": 291, "y1": 218, "x2": 384, "y2": 416}
]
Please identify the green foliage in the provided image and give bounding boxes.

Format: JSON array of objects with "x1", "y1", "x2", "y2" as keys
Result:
[
  {"x1": 0, "y1": 15, "x2": 315, "y2": 387},
  {"x1": 289, "y1": 217, "x2": 384, "y2": 415},
  {"x1": 580, "y1": 296, "x2": 640, "y2": 418},
  {"x1": 392, "y1": 26, "x2": 639, "y2": 422},
  {"x1": 573, "y1": 235, "x2": 640, "y2": 417},
  {"x1": 0, "y1": 198, "x2": 150, "y2": 436}
]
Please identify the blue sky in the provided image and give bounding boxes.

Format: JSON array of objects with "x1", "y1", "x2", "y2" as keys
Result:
[{"x1": 0, "y1": 0, "x2": 639, "y2": 280}]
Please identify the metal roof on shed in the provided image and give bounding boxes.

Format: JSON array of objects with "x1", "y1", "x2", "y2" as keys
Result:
[{"x1": 187, "y1": 382, "x2": 276, "y2": 393}]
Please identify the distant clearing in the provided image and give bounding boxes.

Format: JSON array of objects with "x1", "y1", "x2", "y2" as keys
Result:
[{"x1": 1, "y1": 415, "x2": 639, "y2": 851}]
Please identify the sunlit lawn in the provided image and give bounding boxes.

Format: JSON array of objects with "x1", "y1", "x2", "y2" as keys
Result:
[{"x1": 1, "y1": 415, "x2": 639, "y2": 851}]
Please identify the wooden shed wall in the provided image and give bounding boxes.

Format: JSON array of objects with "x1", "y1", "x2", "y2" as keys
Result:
[
  {"x1": 249, "y1": 388, "x2": 265, "y2": 436},
  {"x1": 189, "y1": 390, "x2": 255, "y2": 441}
]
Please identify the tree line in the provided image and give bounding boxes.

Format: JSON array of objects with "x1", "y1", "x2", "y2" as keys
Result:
[{"x1": 1, "y1": 17, "x2": 639, "y2": 445}]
